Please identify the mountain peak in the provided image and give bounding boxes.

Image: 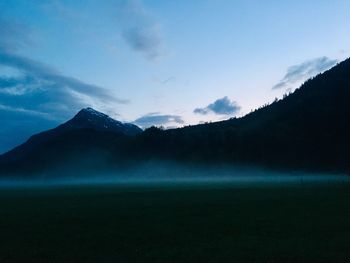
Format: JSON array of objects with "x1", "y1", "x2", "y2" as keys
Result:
[
  {"x1": 64, "y1": 108, "x2": 142, "y2": 136},
  {"x1": 75, "y1": 107, "x2": 109, "y2": 119}
]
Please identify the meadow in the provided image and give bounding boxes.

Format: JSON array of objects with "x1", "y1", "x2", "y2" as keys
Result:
[{"x1": 0, "y1": 180, "x2": 349, "y2": 262}]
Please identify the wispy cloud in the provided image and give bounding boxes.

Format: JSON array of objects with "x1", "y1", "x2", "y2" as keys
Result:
[
  {"x1": 0, "y1": 11, "x2": 120, "y2": 106},
  {"x1": 118, "y1": 0, "x2": 164, "y2": 60},
  {"x1": 194, "y1": 96, "x2": 241, "y2": 116},
  {"x1": 0, "y1": 51, "x2": 126, "y2": 104},
  {"x1": 43, "y1": 0, "x2": 86, "y2": 22},
  {"x1": 42, "y1": 0, "x2": 165, "y2": 61},
  {"x1": 134, "y1": 112, "x2": 184, "y2": 128},
  {"x1": 273, "y1": 56, "x2": 338, "y2": 90},
  {"x1": 0, "y1": 17, "x2": 34, "y2": 52},
  {"x1": 152, "y1": 75, "x2": 176, "y2": 85},
  {"x1": 0, "y1": 103, "x2": 53, "y2": 119}
]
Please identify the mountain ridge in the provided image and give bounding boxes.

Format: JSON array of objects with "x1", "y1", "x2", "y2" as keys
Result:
[{"x1": 1, "y1": 58, "x2": 350, "y2": 175}]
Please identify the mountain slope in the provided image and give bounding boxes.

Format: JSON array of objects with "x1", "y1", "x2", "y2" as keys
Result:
[
  {"x1": 129, "y1": 58, "x2": 350, "y2": 171},
  {"x1": 0, "y1": 108, "x2": 141, "y2": 175}
]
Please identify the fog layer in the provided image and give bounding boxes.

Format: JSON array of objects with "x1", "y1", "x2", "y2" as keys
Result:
[{"x1": 0, "y1": 162, "x2": 348, "y2": 188}]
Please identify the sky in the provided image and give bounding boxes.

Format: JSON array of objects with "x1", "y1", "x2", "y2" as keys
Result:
[{"x1": 0, "y1": 0, "x2": 350, "y2": 153}]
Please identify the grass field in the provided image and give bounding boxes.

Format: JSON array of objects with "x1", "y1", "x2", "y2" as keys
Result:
[{"x1": 0, "y1": 182, "x2": 349, "y2": 262}]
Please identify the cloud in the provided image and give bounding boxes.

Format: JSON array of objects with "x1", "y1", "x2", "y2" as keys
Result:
[
  {"x1": 0, "y1": 13, "x2": 125, "y2": 107},
  {"x1": 0, "y1": 103, "x2": 53, "y2": 119},
  {"x1": 194, "y1": 96, "x2": 241, "y2": 116},
  {"x1": 0, "y1": 51, "x2": 127, "y2": 104},
  {"x1": 122, "y1": 25, "x2": 162, "y2": 60},
  {"x1": 152, "y1": 75, "x2": 176, "y2": 85},
  {"x1": 0, "y1": 17, "x2": 33, "y2": 52},
  {"x1": 134, "y1": 112, "x2": 184, "y2": 127},
  {"x1": 273, "y1": 56, "x2": 338, "y2": 90},
  {"x1": 42, "y1": 0, "x2": 85, "y2": 22},
  {"x1": 41, "y1": 0, "x2": 164, "y2": 61},
  {"x1": 118, "y1": 0, "x2": 163, "y2": 60}
]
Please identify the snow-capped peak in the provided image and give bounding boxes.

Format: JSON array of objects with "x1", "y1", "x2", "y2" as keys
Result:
[{"x1": 67, "y1": 107, "x2": 143, "y2": 136}]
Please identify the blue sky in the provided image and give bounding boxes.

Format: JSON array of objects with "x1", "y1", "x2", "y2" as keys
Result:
[{"x1": 0, "y1": 0, "x2": 350, "y2": 153}]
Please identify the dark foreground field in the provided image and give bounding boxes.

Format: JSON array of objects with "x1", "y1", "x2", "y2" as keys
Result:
[{"x1": 0, "y1": 182, "x2": 350, "y2": 262}]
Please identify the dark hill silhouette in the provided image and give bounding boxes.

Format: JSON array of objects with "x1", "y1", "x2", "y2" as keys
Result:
[
  {"x1": 1, "y1": 58, "x2": 350, "y2": 176},
  {"x1": 0, "y1": 108, "x2": 141, "y2": 175},
  {"x1": 139, "y1": 58, "x2": 350, "y2": 171}
]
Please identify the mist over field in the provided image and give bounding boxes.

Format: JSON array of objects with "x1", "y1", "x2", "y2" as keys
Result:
[
  {"x1": 1, "y1": 168, "x2": 350, "y2": 263},
  {"x1": 1, "y1": 162, "x2": 349, "y2": 188}
]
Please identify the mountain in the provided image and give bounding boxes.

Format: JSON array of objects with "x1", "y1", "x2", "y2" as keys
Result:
[
  {"x1": 1, "y1": 58, "x2": 350, "y2": 176},
  {"x1": 126, "y1": 57, "x2": 350, "y2": 172},
  {"x1": 137, "y1": 58, "x2": 350, "y2": 171},
  {"x1": 0, "y1": 108, "x2": 142, "y2": 175}
]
